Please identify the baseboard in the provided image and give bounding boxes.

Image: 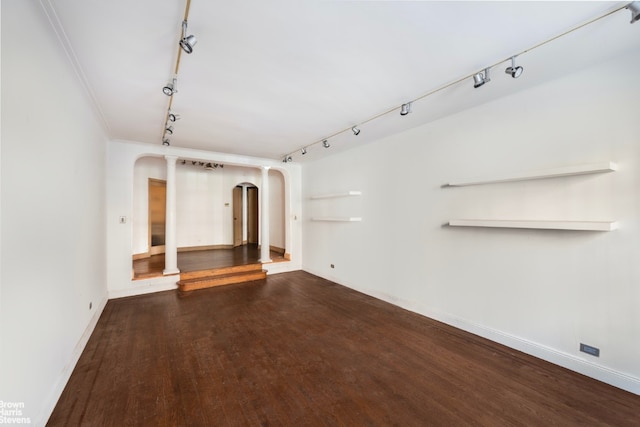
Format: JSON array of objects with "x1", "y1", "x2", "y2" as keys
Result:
[
  {"x1": 177, "y1": 244, "x2": 233, "y2": 253},
  {"x1": 425, "y1": 310, "x2": 640, "y2": 396},
  {"x1": 40, "y1": 293, "x2": 109, "y2": 426},
  {"x1": 109, "y1": 275, "x2": 179, "y2": 299},
  {"x1": 301, "y1": 267, "x2": 640, "y2": 396},
  {"x1": 263, "y1": 260, "x2": 301, "y2": 275},
  {"x1": 132, "y1": 252, "x2": 149, "y2": 260}
]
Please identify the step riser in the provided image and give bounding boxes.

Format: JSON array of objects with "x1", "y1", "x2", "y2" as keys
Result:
[
  {"x1": 178, "y1": 271, "x2": 267, "y2": 292},
  {"x1": 180, "y1": 263, "x2": 262, "y2": 280}
]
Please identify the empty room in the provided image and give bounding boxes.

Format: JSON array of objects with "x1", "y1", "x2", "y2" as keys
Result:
[{"x1": 2, "y1": 1, "x2": 640, "y2": 425}]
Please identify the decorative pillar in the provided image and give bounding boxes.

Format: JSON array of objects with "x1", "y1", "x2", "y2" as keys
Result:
[
  {"x1": 259, "y1": 166, "x2": 272, "y2": 263},
  {"x1": 163, "y1": 155, "x2": 180, "y2": 275},
  {"x1": 242, "y1": 184, "x2": 248, "y2": 244}
]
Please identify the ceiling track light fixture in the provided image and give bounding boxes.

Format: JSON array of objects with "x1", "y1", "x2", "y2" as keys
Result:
[
  {"x1": 168, "y1": 111, "x2": 180, "y2": 122},
  {"x1": 179, "y1": 20, "x2": 197, "y2": 54},
  {"x1": 473, "y1": 67, "x2": 491, "y2": 88},
  {"x1": 628, "y1": 1, "x2": 640, "y2": 23},
  {"x1": 163, "y1": 77, "x2": 177, "y2": 96},
  {"x1": 282, "y1": 156, "x2": 293, "y2": 163},
  {"x1": 400, "y1": 102, "x2": 412, "y2": 116},
  {"x1": 271, "y1": 4, "x2": 638, "y2": 160},
  {"x1": 162, "y1": 138, "x2": 170, "y2": 146},
  {"x1": 165, "y1": 125, "x2": 174, "y2": 135},
  {"x1": 505, "y1": 56, "x2": 524, "y2": 78},
  {"x1": 352, "y1": 126, "x2": 361, "y2": 136}
]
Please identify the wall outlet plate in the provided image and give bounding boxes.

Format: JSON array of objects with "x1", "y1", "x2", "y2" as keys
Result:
[{"x1": 580, "y1": 343, "x2": 600, "y2": 357}]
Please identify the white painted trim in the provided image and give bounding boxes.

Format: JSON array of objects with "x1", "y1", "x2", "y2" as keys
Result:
[
  {"x1": 263, "y1": 261, "x2": 301, "y2": 275},
  {"x1": 109, "y1": 276, "x2": 178, "y2": 299},
  {"x1": 39, "y1": 293, "x2": 109, "y2": 426},
  {"x1": 448, "y1": 219, "x2": 617, "y2": 231},
  {"x1": 447, "y1": 161, "x2": 617, "y2": 187},
  {"x1": 302, "y1": 268, "x2": 640, "y2": 396}
]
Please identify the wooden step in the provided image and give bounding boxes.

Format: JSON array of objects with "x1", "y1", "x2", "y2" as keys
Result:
[
  {"x1": 179, "y1": 263, "x2": 263, "y2": 280},
  {"x1": 177, "y1": 268, "x2": 267, "y2": 292}
]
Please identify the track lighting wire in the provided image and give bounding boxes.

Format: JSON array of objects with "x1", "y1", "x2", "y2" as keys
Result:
[
  {"x1": 160, "y1": 0, "x2": 193, "y2": 144},
  {"x1": 283, "y1": 3, "x2": 628, "y2": 160}
]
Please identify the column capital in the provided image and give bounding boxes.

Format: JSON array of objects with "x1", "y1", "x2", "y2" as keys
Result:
[
  {"x1": 260, "y1": 165, "x2": 271, "y2": 171},
  {"x1": 164, "y1": 155, "x2": 179, "y2": 162}
]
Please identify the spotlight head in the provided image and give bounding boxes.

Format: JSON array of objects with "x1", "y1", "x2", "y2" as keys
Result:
[
  {"x1": 301, "y1": 148, "x2": 307, "y2": 155},
  {"x1": 352, "y1": 126, "x2": 360, "y2": 136},
  {"x1": 473, "y1": 68, "x2": 490, "y2": 88},
  {"x1": 400, "y1": 102, "x2": 412, "y2": 116},
  {"x1": 322, "y1": 139, "x2": 330, "y2": 148},
  {"x1": 165, "y1": 126, "x2": 174, "y2": 135},
  {"x1": 473, "y1": 73, "x2": 485, "y2": 88},
  {"x1": 505, "y1": 66, "x2": 523, "y2": 78},
  {"x1": 286, "y1": 156, "x2": 293, "y2": 163},
  {"x1": 163, "y1": 78, "x2": 177, "y2": 96},
  {"x1": 179, "y1": 21, "x2": 197, "y2": 53},
  {"x1": 505, "y1": 56, "x2": 523, "y2": 78},
  {"x1": 162, "y1": 138, "x2": 170, "y2": 146},
  {"x1": 180, "y1": 35, "x2": 197, "y2": 54},
  {"x1": 168, "y1": 112, "x2": 180, "y2": 122},
  {"x1": 205, "y1": 163, "x2": 214, "y2": 170},
  {"x1": 628, "y1": 1, "x2": 640, "y2": 23}
]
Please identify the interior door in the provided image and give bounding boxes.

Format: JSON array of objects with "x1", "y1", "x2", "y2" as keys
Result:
[
  {"x1": 148, "y1": 179, "x2": 166, "y2": 255},
  {"x1": 233, "y1": 186, "x2": 243, "y2": 247},
  {"x1": 247, "y1": 187, "x2": 258, "y2": 244}
]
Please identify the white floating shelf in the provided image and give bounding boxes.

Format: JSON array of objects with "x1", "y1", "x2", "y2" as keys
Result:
[
  {"x1": 448, "y1": 219, "x2": 617, "y2": 231},
  {"x1": 447, "y1": 161, "x2": 617, "y2": 187},
  {"x1": 311, "y1": 217, "x2": 362, "y2": 222},
  {"x1": 310, "y1": 191, "x2": 362, "y2": 200}
]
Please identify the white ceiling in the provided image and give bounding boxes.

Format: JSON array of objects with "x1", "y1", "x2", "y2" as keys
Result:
[{"x1": 45, "y1": 1, "x2": 639, "y2": 162}]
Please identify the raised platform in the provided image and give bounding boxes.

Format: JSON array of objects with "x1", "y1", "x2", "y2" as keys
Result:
[
  {"x1": 177, "y1": 263, "x2": 267, "y2": 292},
  {"x1": 132, "y1": 245, "x2": 284, "y2": 281}
]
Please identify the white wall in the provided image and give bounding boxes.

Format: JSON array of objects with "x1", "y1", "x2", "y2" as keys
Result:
[
  {"x1": 302, "y1": 52, "x2": 640, "y2": 394},
  {"x1": 107, "y1": 140, "x2": 302, "y2": 298},
  {"x1": 0, "y1": 2, "x2": 109, "y2": 425},
  {"x1": 131, "y1": 158, "x2": 285, "y2": 253}
]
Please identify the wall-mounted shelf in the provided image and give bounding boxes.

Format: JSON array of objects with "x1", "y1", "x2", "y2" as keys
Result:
[
  {"x1": 310, "y1": 191, "x2": 362, "y2": 200},
  {"x1": 448, "y1": 219, "x2": 617, "y2": 231},
  {"x1": 311, "y1": 217, "x2": 362, "y2": 222},
  {"x1": 446, "y1": 161, "x2": 617, "y2": 187}
]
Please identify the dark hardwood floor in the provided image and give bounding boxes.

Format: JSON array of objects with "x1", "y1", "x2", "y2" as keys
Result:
[
  {"x1": 49, "y1": 271, "x2": 640, "y2": 426},
  {"x1": 132, "y1": 244, "x2": 285, "y2": 279}
]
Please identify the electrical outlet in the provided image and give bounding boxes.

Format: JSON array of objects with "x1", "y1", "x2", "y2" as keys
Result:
[
  {"x1": 580, "y1": 343, "x2": 600, "y2": 357},
  {"x1": 119, "y1": 216, "x2": 126, "y2": 224}
]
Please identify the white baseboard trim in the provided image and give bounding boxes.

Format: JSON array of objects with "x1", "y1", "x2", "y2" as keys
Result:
[
  {"x1": 263, "y1": 260, "x2": 301, "y2": 275},
  {"x1": 109, "y1": 275, "x2": 179, "y2": 299},
  {"x1": 39, "y1": 293, "x2": 109, "y2": 426},
  {"x1": 425, "y1": 309, "x2": 640, "y2": 396},
  {"x1": 302, "y1": 268, "x2": 640, "y2": 396}
]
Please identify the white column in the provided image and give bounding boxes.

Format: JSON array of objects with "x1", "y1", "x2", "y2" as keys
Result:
[
  {"x1": 259, "y1": 166, "x2": 272, "y2": 263},
  {"x1": 242, "y1": 184, "x2": 248, "y2": 244},
  {"x1": 163, "y1": 155, "x2": 180, "y2": 275}
]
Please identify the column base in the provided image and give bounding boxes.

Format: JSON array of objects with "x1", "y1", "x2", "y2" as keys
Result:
[{"x1": 163, "y1": 268, "x2": 180, "y2": 276}]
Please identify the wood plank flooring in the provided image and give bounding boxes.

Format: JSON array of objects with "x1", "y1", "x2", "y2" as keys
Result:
[{"x1": 48, "y1": 271, "x2": 640, "y2": 426}]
